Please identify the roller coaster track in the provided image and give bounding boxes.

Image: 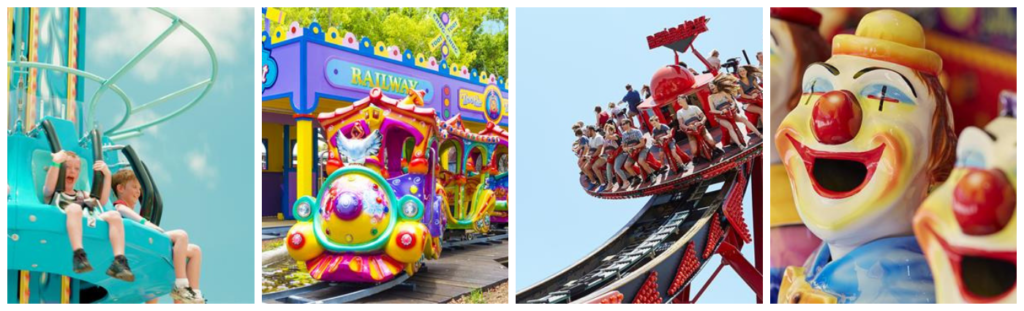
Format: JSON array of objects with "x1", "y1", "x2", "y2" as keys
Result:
[{"x1": 517, "y1": 132, "x2": 762, "y2": 304}]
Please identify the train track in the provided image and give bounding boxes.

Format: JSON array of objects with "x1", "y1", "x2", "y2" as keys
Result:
[
  {"x1": 263, "y1": 273, "x2": 413, "y2": 304},
  {"x1": 443, "y1": 229, "x2": 509, "y2": 249},
  {"x1": 263, "y1": 232, "x2": 509, "y2": 304},
  {"x1": 262, "y1": 226, "x2": 290, "y2": 241}
]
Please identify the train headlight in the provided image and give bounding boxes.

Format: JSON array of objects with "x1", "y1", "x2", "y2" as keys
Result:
[
  {"x1": 402, "y1": 201, "x2": 418, "y2": 218},
  {"x1": 397, "y1": 196, "x2": 422, "y2": 220},
  {"x1": 293, "y1": 196, "x2": 316, "y2": 222},
  {"x1": 297, "y1": 201, "x2": 311, "y2": 219}
]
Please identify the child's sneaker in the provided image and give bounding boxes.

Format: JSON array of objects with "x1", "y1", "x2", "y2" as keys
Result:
[
  {"x1": 72, "y1": 249, "x2": 93, "y2": 273},
  {"x1": 188, "y1": 289, "x2": 206, "y2": 304},
  {"x1": 172, "y1": 286, "x2": 206, "y2": 304},
  {"x1": 106, "y1": 255, "x2": 135, "y2": 282},
  {"x1": 170, "y1": 285, "x2": 192, "y2": 302}
]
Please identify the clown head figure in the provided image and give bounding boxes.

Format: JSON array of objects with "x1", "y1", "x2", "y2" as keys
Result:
[
  {"x1": 768, "y1": 8, "x2": 832, "y2": 304},
  {"x1": 775, "y1": 9, "x2": 957, "y2": 259},
  {"x1": 913, "y1": 94, "x2": 1016, "y2": 303}
]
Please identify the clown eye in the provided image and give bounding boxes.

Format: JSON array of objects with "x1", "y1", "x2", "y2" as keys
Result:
[
  {"x1": 801, "y1": 78, "x2": 833, "y2": 106},
  {"x1": 955, "y1": 127, "x2": 995, "y2": 169},
  {"x1": 958, "y1": 150, "x2": 987, "y2": 169},
  {"x1": 860, "y1": 84, "x2": 914, "y2": 111},
  {"x1": 802, "y1": 77, "x2": 833, "y2": 94}
]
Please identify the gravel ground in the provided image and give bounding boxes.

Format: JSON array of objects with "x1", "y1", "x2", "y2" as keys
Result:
[
  {"x1": 262, "y1": 239, "x2": 284, "y2": 252},
  {"x1": 449, "y1": 282, "x2": 509, "y2": 304}
]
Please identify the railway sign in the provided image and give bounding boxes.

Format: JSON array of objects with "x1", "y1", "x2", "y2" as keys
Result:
[{"x1": 429, "y1": 12, "x2": 460, "y2": 60}]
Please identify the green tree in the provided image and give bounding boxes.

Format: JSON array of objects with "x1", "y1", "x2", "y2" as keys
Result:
[{"x1": 268, "y1": 8, "x2": 508, "y2": 79}]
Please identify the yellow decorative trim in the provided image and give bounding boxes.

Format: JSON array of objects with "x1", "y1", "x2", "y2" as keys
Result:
[
  {"x1": 61, "y1": 275, "x2": 71, "y2": 303},
  {"x1": 67, "y1": 8, "x2": 78, "y2": 126},
  {"x1": 271, "y1": 25, "x2": 287, "y2": 44},
  {"x1": 19, "y1": 270, "x2": 30, "y2": 303},
  {"x1": 373, "y1": 41, "x2": 389, "y2": 58},
  {"x1": 26, "y1": 8, "x2": 39, "y2": 130},
  {"x1": 325, "y1": 27, "x2": 342, "y2": 45}
]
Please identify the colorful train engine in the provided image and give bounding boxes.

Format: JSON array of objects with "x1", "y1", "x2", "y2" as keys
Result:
[
  {"x1": 284, "y1": 88, "x2": 446, "y2": 283},
  {"x1": 437, "y1": 115, "x2": 508, "y2": 233}
]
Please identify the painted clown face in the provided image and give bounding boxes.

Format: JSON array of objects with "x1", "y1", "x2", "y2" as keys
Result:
[
  {"x1": 775, "y1": 54, "x2": 942, "y2": 251},
  {"x1": 914, "y1": 117, "x2": 1016, "y2": 303}
]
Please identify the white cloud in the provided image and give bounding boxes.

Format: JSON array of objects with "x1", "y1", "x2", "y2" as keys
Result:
[
  {"x1": 90, "y1": 8, "x2": 249, "y2": 83},
  {"x1": 185, "y1": 143, "x2": 218, "y2": 190}
]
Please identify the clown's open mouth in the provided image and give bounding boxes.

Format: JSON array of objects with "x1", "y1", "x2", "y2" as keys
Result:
[
  {"x1": 924, "y1": 225, "x2": 1017, "y2": 300},
  {"x1": 961, "y1": 255, "x2": 1016, "y2": 298},
  {"x1": 786, "y1": 134, "x2": 885, "y2": 199}
]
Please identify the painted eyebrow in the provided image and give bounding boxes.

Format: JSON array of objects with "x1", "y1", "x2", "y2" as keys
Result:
[
  {"x1": 770, "y1": 31, "x2": 777, "y2": 46},
  {"x1": 853, "y1": 67, "x2": 918, "y2": 98},
  {"x1": 810, "y1": 62, "x2": 839, "y2": 76},
  {"x1": 981, "y1": 128, "x2": 998, "y2": 141}
]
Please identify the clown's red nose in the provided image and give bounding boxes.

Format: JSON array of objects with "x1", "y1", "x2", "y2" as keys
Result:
[
  {"x1": 812, "y1": 90, "x2": 862, "y2": 145},
  {"x1": 953, "y1": 169, "x2": 1015, "y2": 236}
]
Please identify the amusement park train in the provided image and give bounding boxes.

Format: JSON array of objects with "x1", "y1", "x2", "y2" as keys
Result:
[
  {"x1": 8, "y1": 8, "x2": 216, "y2": 303},
  {"x1": 283, "y1": 88, "x2": 509, "y2": 284}
]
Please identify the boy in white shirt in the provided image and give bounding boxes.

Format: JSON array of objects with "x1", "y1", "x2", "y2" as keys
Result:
[{"x1": 111, "y1": 169, "x2": 206, "y2": 303}]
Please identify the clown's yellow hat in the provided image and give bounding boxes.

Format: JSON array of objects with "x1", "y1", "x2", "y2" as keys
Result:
[{"x1": 832, "y1": 10, "x2": 942, "y2": 75}]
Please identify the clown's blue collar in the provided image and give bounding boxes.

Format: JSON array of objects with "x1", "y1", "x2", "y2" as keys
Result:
[{"x1": 804, "y1": 236, "x2": 935, "y2": 303}]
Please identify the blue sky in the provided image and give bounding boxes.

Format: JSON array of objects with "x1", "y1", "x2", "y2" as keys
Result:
[
  {"x1": 515, "y1": 8, "x2": 762, "y2": 303},
  {"x1": 86, "y1": 8, "x2": 254, "y2": 303}
]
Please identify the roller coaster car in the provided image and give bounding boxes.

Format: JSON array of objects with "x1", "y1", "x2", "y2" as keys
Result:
[
  {"x1": 8, "y1": 118, "x2": 172, "y2": 303},
  {"x1": 437, "y1": 115, "x2": 506, "y2": 233},
  {"x1": 285, "y1": 88, "x2": 446, "y2": 283},
  {"x1": 589, "y1": 63, "x2": 762, "y2": 199}
]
